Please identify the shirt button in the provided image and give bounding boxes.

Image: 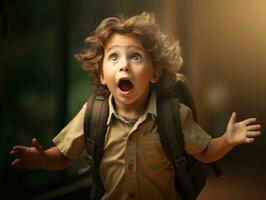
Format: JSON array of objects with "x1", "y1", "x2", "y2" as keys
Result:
[
  {"x1": 128, "y1": 192, "x2": 135, "y2": 199},
  {"x1": 128, "y1": 163, "x2": 134, "y2": 170}
]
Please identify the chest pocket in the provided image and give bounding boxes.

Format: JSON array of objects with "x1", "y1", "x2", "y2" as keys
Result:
[{"x1": 142, "y1": 133, "x2": 170, "y2": 169}]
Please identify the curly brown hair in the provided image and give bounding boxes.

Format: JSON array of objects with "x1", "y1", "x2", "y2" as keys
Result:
[{"x1": 76, "y1": 12, "x2": 183, "y2": 97}]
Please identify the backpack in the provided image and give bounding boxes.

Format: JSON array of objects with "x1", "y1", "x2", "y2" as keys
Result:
[{"x1": 83, "y1": 80, "x2": 222, "y2": 200}]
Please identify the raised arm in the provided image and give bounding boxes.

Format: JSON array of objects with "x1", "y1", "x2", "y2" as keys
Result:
[
  {"x1": 10, "y1": 138, "x2": 73, "y2": 171},
  {"x1": 193, "y1": 112, "x2": 262, "y2": 163}
]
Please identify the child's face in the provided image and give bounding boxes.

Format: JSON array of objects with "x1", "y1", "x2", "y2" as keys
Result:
[{"x1": 100, "y1": 33, "x2": 160, "y2": 111}]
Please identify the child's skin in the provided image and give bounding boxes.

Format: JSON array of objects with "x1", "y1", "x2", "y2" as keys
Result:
[
  {"x1": 100, "y1": 33, "x2": 161, "y2": 119},
  {"x1": 10, "y1": 33, "x2": 262, "y2": 170}
]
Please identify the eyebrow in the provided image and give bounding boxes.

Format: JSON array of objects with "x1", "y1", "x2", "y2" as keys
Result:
[{"x1": 105, "y1": 45, "x2": 145, "y2": 53}]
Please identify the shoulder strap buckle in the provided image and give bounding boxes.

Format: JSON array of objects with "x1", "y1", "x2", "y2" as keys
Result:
[
  {"x1": 95, "y1": 96, "x2": 105, "y2": 101},
  {"x1": 174, "y1": 156, "x2": 187, "y2": 169}
]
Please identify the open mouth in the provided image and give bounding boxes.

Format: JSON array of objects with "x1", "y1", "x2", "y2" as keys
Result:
[{"x1": 118, "y1": 79, "x2": 133, "y2": 92}]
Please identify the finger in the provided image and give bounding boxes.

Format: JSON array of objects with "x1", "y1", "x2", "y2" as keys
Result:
[
  {"x1": 10, "y1": 146, "x2": 27, "y2": 156},
  {"x1": 32, "y1": 138, "x2": 44, "y2": 152},
  {"x1": 247, "y1": 124, "x2": 261, "y2": 131},
  {"x1": 10, "y1": 149, "x2": 26, "y2": 157},
  {"x1": 245, "y1": 137, "x2": 254, "y2": 143},
  {"x1": 228, "y1": 112, "x2": 237, "y2": 126},
  {"x1": 247, "y1": 131, "x2": 261, "y2": 137},
  {"x1": 242, "y1": 118, "x2": 257, "y2": 125},
  {"x1": 11, "y1": 159, "x2": 24, "y2": 169},
  {"x1": 12, "y1": 146, "x2": 27, "y2": 151}
]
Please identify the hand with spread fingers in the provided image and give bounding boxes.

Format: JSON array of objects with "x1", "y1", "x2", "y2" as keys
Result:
[
  {"x1": 192, "y1": 112, "x2": 262, "y2": 163},
  {"x1": 10, "y1": 138, "x2": 45, "y2": 169},
  {"x1": 225, "y1": 112, "x2": 262, "y2": 146}
]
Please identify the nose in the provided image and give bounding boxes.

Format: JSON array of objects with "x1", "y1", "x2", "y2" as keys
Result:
[{"x1": 119, "y1": 57, "x2": 130, "y2": 72}]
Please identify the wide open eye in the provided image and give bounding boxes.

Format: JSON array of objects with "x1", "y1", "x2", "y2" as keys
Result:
[
  {"x1": 109, "y1": 53, "x2": 118, "y2": 62},
  {"x1": 130, "y1": 53, "x2": 142, "y2": 62}
]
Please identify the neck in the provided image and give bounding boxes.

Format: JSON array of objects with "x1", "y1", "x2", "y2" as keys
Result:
[{"x1": 114, "y1": 90, "x2": 150, "y2": 119}]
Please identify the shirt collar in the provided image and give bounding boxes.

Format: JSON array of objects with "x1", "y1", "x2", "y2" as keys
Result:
[{"x1": 106, "y1": 90, "x2": 157, "y2": 126}]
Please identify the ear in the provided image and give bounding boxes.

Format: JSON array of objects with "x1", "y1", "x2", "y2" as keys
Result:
[
  {"x1": 100, "y1": 74, "x2": 106, "y2": 85},
  {"x1": 150, "y1": 66, "x2": 162, "y2": 83},
  {"x1": 98, "y1": 68, "x2": 106, "y2": 85}
]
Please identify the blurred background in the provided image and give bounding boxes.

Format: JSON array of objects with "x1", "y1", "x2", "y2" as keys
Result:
[{"x1": 0, "y1": 0, "x2": 265, "y2": 199}]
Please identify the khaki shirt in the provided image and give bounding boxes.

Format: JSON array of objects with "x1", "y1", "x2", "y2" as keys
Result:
[{"x1": 53, "y1": 91, "x2": 211, "y2": 200}]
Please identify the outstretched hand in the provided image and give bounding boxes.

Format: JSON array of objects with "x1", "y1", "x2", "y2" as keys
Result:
[
  {"x1": 10, "y1": 138, "x2": 45, "y2": 169},
  {"x1": 225, "y1": 112, "x2": 262, "y2": 146}
]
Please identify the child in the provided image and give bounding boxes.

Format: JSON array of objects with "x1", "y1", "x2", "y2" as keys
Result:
[{"x1": 10, "y1": 12, "x2": 261, "y2": 200}]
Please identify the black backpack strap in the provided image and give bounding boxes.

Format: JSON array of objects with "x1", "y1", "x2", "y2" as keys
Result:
[
  {"x1": 173, "y1": 81, "x2": 198, "y2": 122},
  {"x1": 157, "y1": 97, "x2": 197, "y2": 200},
  {"x1": 83, "y1": 95, "x2": 109, "y2": 200},
  {"x1": 174, "y1": 81, "x2": 222, "y2": 177},
  {"x1": 84, "y1": 95, "x2": 109, "y2": 167}
]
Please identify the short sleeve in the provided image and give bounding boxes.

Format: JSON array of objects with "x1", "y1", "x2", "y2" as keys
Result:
[
  {"x1": 52, "y1": 103, "x2": 87, "y2": 160},
  {"x1": 180, "y1": 103, "x2": 212, "y2": 154}
]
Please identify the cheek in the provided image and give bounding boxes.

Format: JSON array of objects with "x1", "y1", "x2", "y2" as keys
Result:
[
  {"x1": 136, "y1": 71, "x2": 153, "y2": 86},
  {"x1": 100, "y1": 67, "x2": 116, "y2": 86}
]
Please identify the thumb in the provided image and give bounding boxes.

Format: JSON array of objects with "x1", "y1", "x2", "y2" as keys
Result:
[
  {"x1": 32, "y1": 138, "x2": 44, "y2": 152},
  {"x1": 228, "y1": 112, "x2": 237, "y2": 127}
]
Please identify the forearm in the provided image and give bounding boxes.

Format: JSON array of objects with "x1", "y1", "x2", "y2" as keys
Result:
[
  {"x1": 41, "y1": 146, "x2": 73, "y2": 171},
  {"x1": 194, "y1": 134, "x2": 235, "y2": 163}
]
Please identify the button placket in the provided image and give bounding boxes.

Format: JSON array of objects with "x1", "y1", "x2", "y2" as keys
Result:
[
  {"x1": 128, "y1": 163, "x2": 134, "y2": 170},
  {"x1": 126, "y1": 133, "x2": 137, "y2": 199}
]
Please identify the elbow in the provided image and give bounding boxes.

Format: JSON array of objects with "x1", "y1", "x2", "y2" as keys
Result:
[
  {"x1": 63, "y1": 157, "x2": 74, "y2": 168},
  {"x1": 192, "y1": 148, "x2": 217, "y2": 163}
]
